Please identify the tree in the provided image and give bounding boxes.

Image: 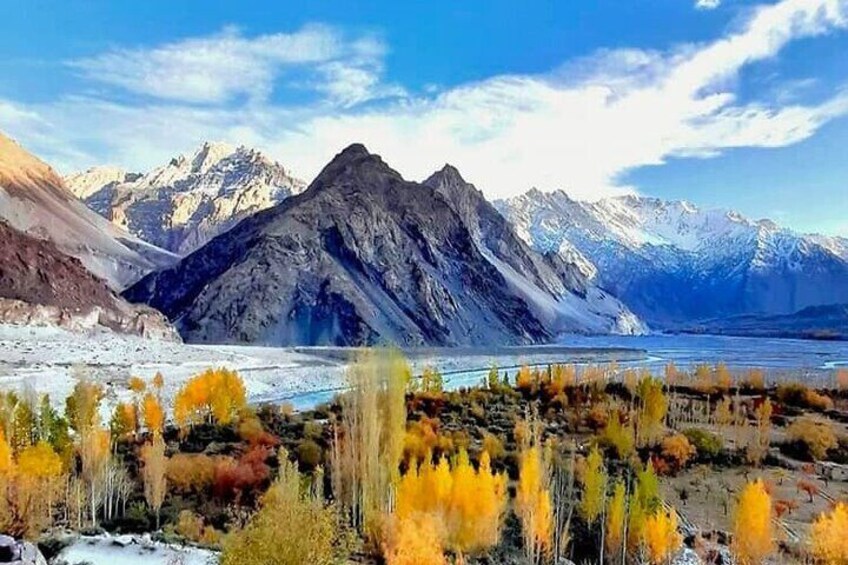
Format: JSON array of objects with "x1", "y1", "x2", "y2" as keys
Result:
[
  {"x1": 636, "y1": 377, "x2": 667, "y2": 446},
  {"x1": 606, "y1": 480, "x2": 627, "y2": 559},
  {"x1": 330, "y1": 349, "x2": 409, "y2": 541},
  {"x1": 732, "y1": 480, "x2": 774, "y2": 565},
  {"x1": 517, "y1": 445, "x2": 553, "y2": 563},
  {"x1": 516, "y1": 365, "x2": 535, "y2": 393},
  {"x1": 141, "y1": 436, "x2": 167, "y2": 529},
  {"x1": 221, "y1": 452, "x2": 342, "y2": 565},
  {"x1": 602, "y1": 410, "x2": 635, "y2": 459},
  {"x1": 384, "y1": 514, "x2": 446, "y2": 565},
  {"x1": 16, "y1": 441, "x2": 65, "y2": 536},
  {"x1": 395, "y1": 449, "x2": 506, "y2": 556},
  {"x1": 142, "y1": 393, "x2": 165, "y2": 436},
  {"x1": 810, "y1": 502, "x2": 848, "y2": 564},
  {"x1": 643, "y1": 510, "x2": 682, "y2": 564},
  {"x1": 65, "y1": 379, "x2": 104, "y2": 439},
  {"x1": 174, "y1": 368, "x2": 247, "y2": 429},
  {"x1": 110, "y1": 402, "x2": 136, "y2": 440},
  {"x1": 579, "y1": 445, "x2": 606, "y2": 525},
  {"x1": 746, "y1": 398, "x2": 772, "y2": 465}
]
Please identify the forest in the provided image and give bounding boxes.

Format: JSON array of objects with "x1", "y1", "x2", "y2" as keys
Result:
[{"x1": 0, "y1": 352, "x2": 846, "y2": 564}]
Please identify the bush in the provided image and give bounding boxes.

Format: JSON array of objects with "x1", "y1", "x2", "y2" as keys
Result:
[
  {"x1": 167, "y1": 453, "x2": 217, "y2": 493},
  {"x1": 682, "y1": 428, "x2": 723, "y2": 459},
  {"x1": 787, "y1": 416, "x2": 838, "y2": 461},
  {"x1": 776, "y1": 383, "x2": 834, "y2": 411},
  {"x1": 174, "y1": 510, "x2": 222, "y2": 546},
  {"x1": 213, "y1": 446, "x2": 272, "y2": 501},
  {"x1": 660, "y1": 433, "x2": 696, "y2": 472},
  {"x1": 295, "y1": 439, "x2": 323, "y2": 471}
]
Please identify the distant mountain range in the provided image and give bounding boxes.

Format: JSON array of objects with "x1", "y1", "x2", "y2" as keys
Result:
[
  {"x1": 125, "y1": 145, "x2": 643, "y2": 346},
  {"x1": 65, "y1": 142, "x2": 305, "y2": 255},
  {"x1": 496, "y1": 190, "x2": 848, "y2": 328},
  {"x1": 680, "y1": 304, "x2": 848, "y2": 341},
  {"x1": 3, "y1": 129, "x2": 845, "y2": 344}
]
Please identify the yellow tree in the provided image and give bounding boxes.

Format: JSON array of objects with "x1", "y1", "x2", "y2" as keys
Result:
[
  {"x1": 628, "y1": 462, "x2": 660, "y2": 554},
  {"x1": 606, "y1": 480, "x2": 627, "y2": 559},
  {"x1": 636, "y1": 377, "x2": 667, "y2": 446},
  {"x1": 643, "y1": 510, "x2": 682, "y2": 564},
  {"x1": 810, "y1": 502, "x2": 848, "y2": 564},
  {"x1": 579, "y1": 445, "x2": 607, "y2": 526},
  {"x1": 174, "y1": 368, "x2": 247, "y2": 429},
  {"x1": 517, "y1": 444, "x2": 553, "y2": 563},
  {"x1": 395, "y1": 449, "x2": 506, "y2": 557},
  {"x1": 222, "y1": 451, "x2": 340, "y2": 565},
  {"x1": 142, "y1": 393, "x2": 165, "y2": 436},
  {"x1": 16, "y1": 441, "x2": 64, "y2": 536},
  {"x1": 141, "y1": 435, "x2": 167, "y2": 529},
  {"x1": 732, "y1": 479, "x2": 774, "y2": 565},
  {"x1": 384, "y1": 514, "x2": 446, "y2": 565}
]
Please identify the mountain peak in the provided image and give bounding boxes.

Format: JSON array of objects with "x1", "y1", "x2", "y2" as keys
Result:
[
  {"x1": 424, "y1": 163, "x2": 467, "y2": 188},
  {"x1": 0, "y1": 130, "x2": 64, "y2": 193},
  {"x1": 190, "y1": 141, "x2": 234, "y2": 173},
  {"x1": 336, "y1": 143, "x2": 372, "y2": 161}
]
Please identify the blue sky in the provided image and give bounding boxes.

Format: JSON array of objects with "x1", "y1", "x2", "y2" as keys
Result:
[{"x1": 1, "y1": 0, "x2": 847, "y2": 235}]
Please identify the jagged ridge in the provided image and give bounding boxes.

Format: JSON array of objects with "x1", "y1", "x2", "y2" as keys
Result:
[
  {"x1": 125, "y1": 145, "x2": 643, "y2": 346},
  {"x1": 65, "y1": 141, "x2": 306, "y2": 255}
]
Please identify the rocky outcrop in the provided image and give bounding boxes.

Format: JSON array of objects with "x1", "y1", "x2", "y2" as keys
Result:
[
  {"x1": 66, "y1": 142, "x2": 305, "y2": 255},
  {"x1": 0, "y1": 131, "x2": 177, "y2": 289},
  {"x1": 0, "y1": 220, "x2": 179, "y2": 340},
  {"x1": 126, "y1": 145, "x2": 643, "y2": 346}
]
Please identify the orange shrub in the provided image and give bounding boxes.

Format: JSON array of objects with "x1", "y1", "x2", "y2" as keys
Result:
[
  {"x1": 660, "y1": 433, "x2": 696, "y2": 472},
  {"x1": 776, "y1": 383, "x2": 834, "y2": 411},
  {"x1": 788, "y1": 416, "x2": 838, "y2": 461},
  {"x1": 167, "y1": 453, "x2": 218, "y2": 493}
]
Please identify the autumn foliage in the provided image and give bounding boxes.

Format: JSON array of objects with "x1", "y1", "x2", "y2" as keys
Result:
[
  {"x1": 810, "y1": 502, "x2": 848, "y2": 564},
  {"x1": 174, "y1": 368, "x2": 247, "y2": 429},
  {"x1": 516, "y1": 444, "x2": 554, "y2": 561},
  {"x1": 643, "y1": 510, "x2": 683, "y2": 564},
  {"x1": 732, "y1": 479, "x2": 774, "y2": 565},
  {"x1": 395, "y1": 449, "x2": 507, "y2": 556}
]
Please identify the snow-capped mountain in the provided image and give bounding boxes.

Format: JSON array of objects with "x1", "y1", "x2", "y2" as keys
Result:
[
  {"x1": 0, "y1": 131, "x2": 177, "y2": 289},
  {"x1": 125, "y1": 145, "x2": 644, "y2": 346},
  {"x1": 496, "y1": 189, "x2": 848, "y2": 326},
  {"x1": 66, "y1": 142, "x2": 305, "y2": 255}
]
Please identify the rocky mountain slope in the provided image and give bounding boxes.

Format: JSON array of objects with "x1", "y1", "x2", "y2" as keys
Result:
[
  {"x1": 66, "y1": 142, "x2": 305, "y2": 255},
  {"x1": 0, "y1": 132, "x2": 177, "y2": 289},
  {"x1": 126, "y1": 145, "x2": 643, "y2": 346},
  {"x1": 0, "y1": 220, "x2": 178, "y2": 339},
  {"x1": 496, "y1": 190, "x2": 848, "y2": 326}
]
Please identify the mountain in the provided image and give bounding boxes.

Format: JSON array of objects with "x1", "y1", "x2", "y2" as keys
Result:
[
  {"x1": 125, "y1": 145, "x2": 643, "y2": 346},
  {"x1": 682, "y1": 304, "x2": 848, "y2": 341},
  {"x1": 0, "y1": 220, "x2": 178, "y2": 339},
  {"x1": 65, "y1": 142, "x2": 305, "y2": 255},
  {"x1": 496, "y1": 190, "x2": 848, "y2": 326},
  {"x1": 0, "y1": 132, "x2": 177, "y2": 289}
]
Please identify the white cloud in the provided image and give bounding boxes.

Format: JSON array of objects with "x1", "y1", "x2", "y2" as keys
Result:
[
  {"x1": 696, "y1": 0, "x2": 722, "y2": 10},
  {"x1": 2, "y1": 0, "x2": 848, "y2": 202},
  {"x1": 67, "y1": 24, "x2": 398, "y2": 105}
]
